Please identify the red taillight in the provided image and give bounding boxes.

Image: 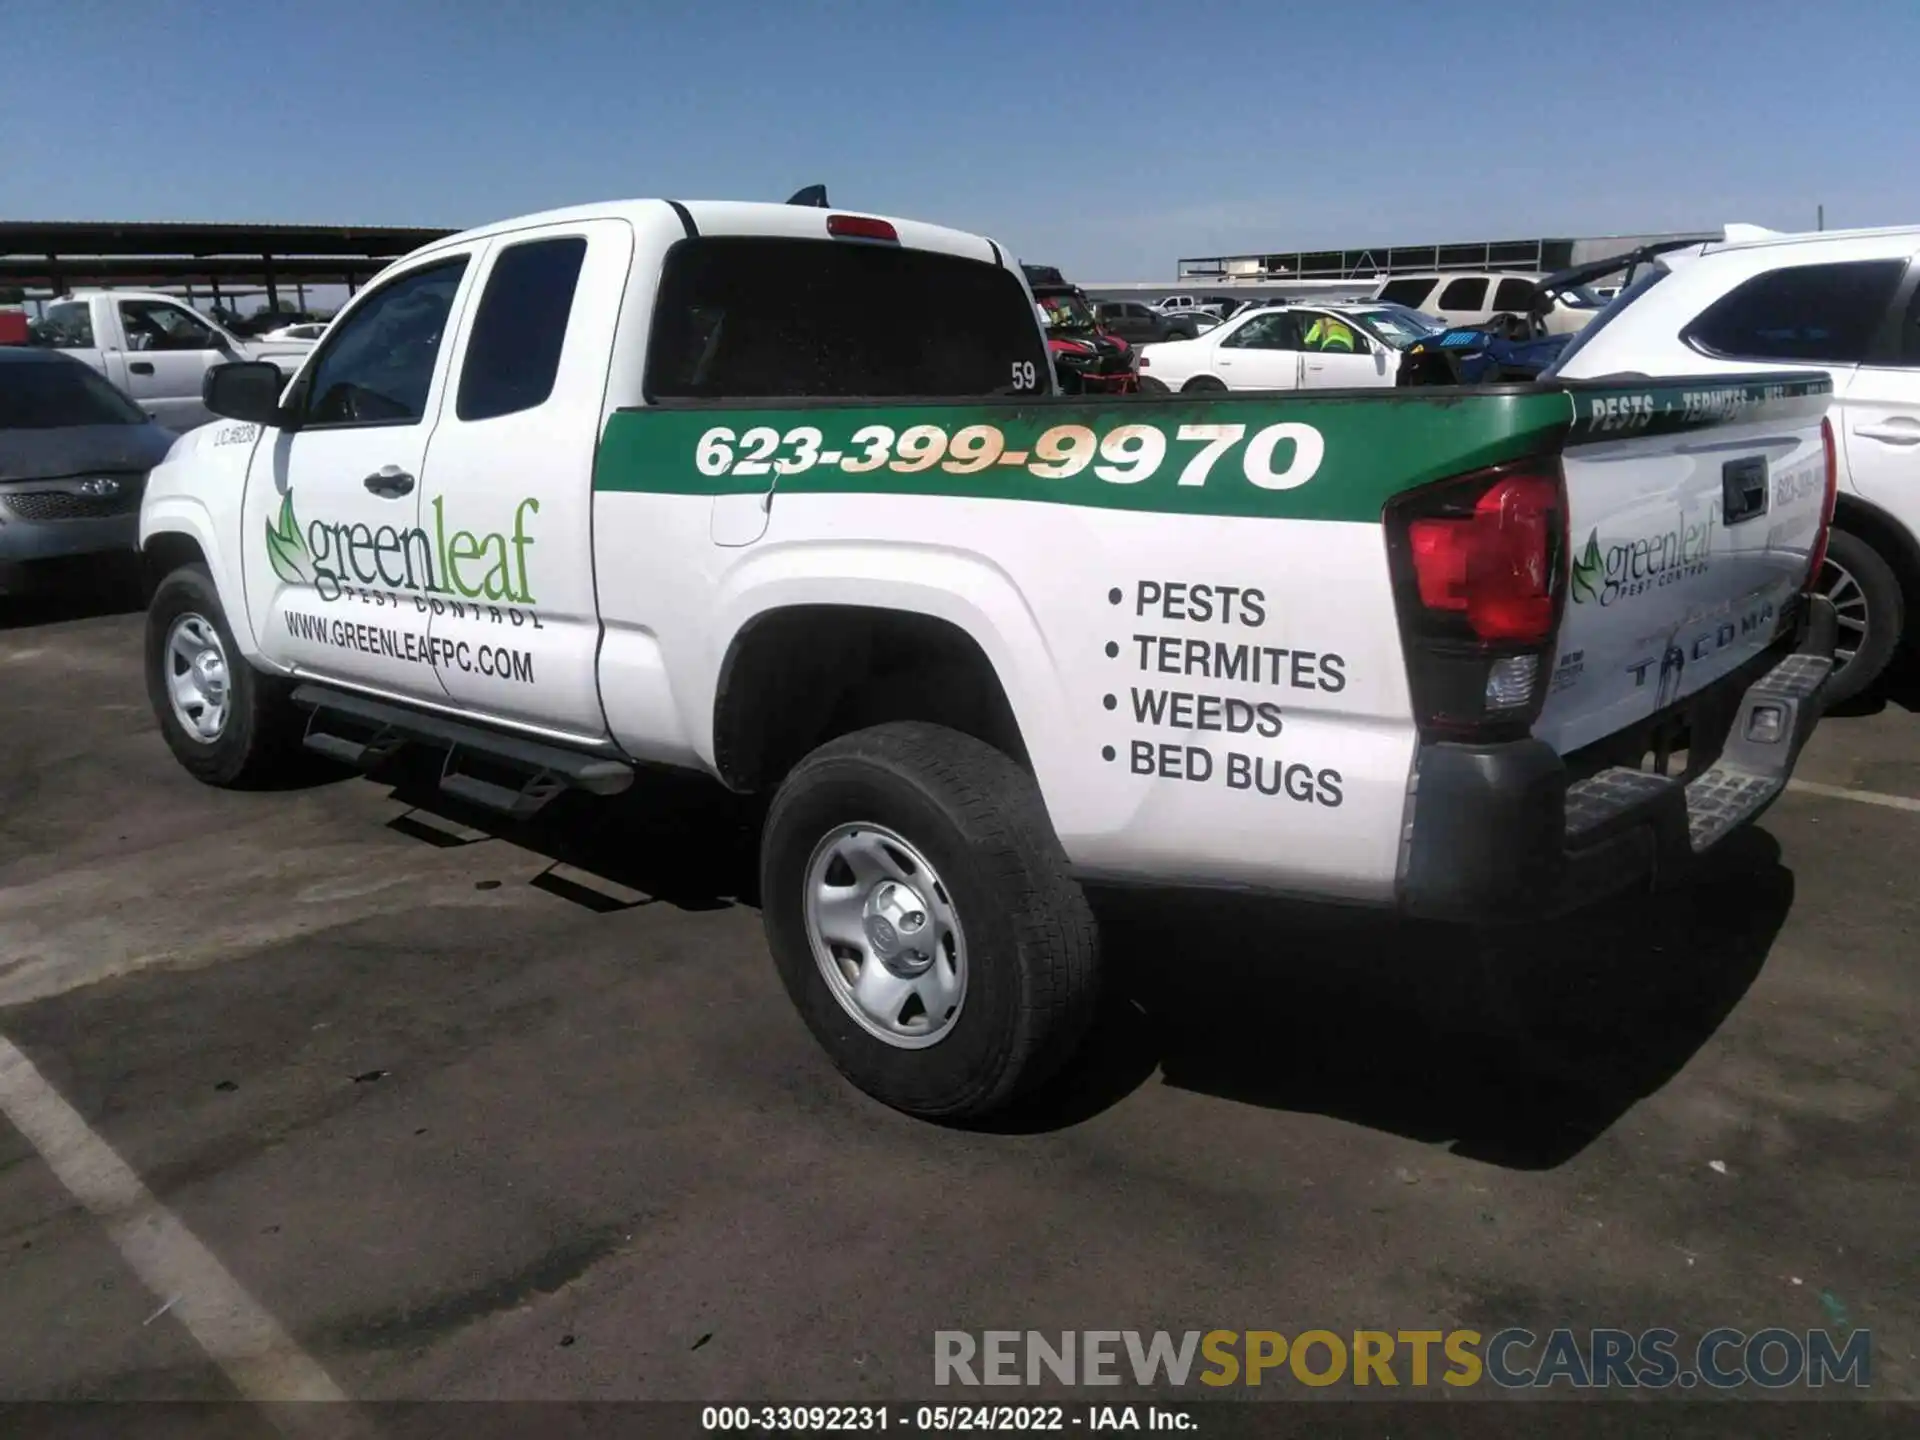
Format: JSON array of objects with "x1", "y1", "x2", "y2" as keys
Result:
[
  {"x1": 1406, "y1": 474, "x2": 1558, "y2": 643},
  {"x1": 1806, "y1": 415, "x2": 1839, "y2": 591},
  {"x1": 1386, "y1": 462, "x2": 1568, "y2": 741},
  {"x1": 826, "y1": 214, "x2": 899, "y2": 243}
]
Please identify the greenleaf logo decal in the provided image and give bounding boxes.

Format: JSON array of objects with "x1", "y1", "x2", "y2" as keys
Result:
[
  {"x1": 1570, "y1": 529, "x2": 1603, "y2": 605},
  {"x1": 264, "y1": 492, "x2": 310, "y2": 585}
]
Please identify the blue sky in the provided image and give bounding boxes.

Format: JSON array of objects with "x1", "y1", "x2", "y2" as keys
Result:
[{"x1": 6, "y1": 0, "x2": 1917, "y2": 280}]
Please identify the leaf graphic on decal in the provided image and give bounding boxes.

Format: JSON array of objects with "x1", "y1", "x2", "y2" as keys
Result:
[
  {"x1": 264, "y1": 491, "x2": 310, "y2": 586},
  {"x1": 1570, "y1": 530, "x2": 1603, "y2": 605}
]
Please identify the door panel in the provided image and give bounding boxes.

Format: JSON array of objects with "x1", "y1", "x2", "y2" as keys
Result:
[
  {"x1": 1839, "y1": 361, "x2": 1920, "y2": 543},
  {"x1": 421, "y1": 220, "x2": 631, "y2": 738},
  {"x1": 1295, "y1": 313, "x2": 1395, "y2": 389},
  {"x1": 242, "y1": 254, "x2": 476, "y2": 700},
  {"x1": 1213, "y1": 312, "x2": 1301, "y2": 390},
  {"x1": 1302, "y1": 347, "x2": 1394, "y2": 388},
  {"x1": 115, "y1": 300, "x2": 227, "y2": 429}
]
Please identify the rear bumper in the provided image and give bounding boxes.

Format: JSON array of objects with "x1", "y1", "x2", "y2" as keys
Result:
[{"x1": 1398, "y1": 596, "x2": 1837, "y2": 922}]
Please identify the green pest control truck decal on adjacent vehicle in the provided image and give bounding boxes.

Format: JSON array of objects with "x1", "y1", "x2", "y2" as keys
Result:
[{"x1": 264, "y1": 491, "x2": 542, "y2": 604}]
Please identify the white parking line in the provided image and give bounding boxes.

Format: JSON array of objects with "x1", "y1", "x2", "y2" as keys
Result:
[
  {"x1": 1786, "y1": 780, "x2": 1920, "y2": 815},
  {"x1": 0, "y1": 1035, "x2": 363, "y2": 1431}
]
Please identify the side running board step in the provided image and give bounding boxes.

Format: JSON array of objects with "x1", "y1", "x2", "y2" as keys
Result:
[{"x1": 291, "y1": 683, "x2": 633, "y2": 817}]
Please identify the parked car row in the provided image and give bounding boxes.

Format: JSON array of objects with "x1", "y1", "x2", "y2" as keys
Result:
[
  {"x1": 7, "y1": 216, "x2": 1917, "y2": 714},
  {"x1": 3, "y1": 293, "x2": 333, "y2": 596},
  {"x1": 1122, "y1": 228, "x2": 1920, "y2": 706}
]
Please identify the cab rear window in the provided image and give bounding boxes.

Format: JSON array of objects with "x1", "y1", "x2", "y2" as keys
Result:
[{"x1": 645, "y1": 237, "x2": 1049, "y2": 400}]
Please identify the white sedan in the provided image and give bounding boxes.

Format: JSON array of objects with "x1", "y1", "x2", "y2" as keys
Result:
[{"x1": 1136, "y1": 304, "x2": 1432, "y2": 393}]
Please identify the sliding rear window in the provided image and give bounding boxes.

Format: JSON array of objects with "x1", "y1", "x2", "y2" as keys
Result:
[{"x1": 644, "y1": 236, "x2": 1049, "y2": 400}]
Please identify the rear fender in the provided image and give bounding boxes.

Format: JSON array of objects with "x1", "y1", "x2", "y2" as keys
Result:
[{"x1": 703, "y1": 542, "x2": 1064, "y2": 784}]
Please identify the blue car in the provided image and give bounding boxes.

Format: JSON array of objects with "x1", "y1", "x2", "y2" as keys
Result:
[
  {"x1": 1397, "y1": 321, "x2": 1576, "y2": 385},
  {"x1": 1, "y1": 348, "x2": 176, "y2": 594}
]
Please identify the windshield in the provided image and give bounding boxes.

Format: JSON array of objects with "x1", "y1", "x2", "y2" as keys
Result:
[
  {"x1": 0, "y1": 359, "x2": 149, "y2": 428},
  {"x1": 1034, "y1": 292, "x2": 1098, "y2": 335},
  {"x1": 1543, "y1": 263, "x2": 1672, "y2": 376},
  {"x1": 1350, "y1": 308, "x2": 1438, "y2": 349}
]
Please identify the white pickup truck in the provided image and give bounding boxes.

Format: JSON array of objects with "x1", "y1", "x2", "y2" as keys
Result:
[
  {"x1": 137, "y1": 197, "x2": 1842, "y2": 1121},
  {"x1": 32, "y1": 290, "x2": 315, "y2": 431}
]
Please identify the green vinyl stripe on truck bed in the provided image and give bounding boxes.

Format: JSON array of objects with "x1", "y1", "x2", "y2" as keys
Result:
[
  {"x1": 593, "y1": 377, "x2": 1831, "y2": 523},
  {"x1": 1562, "y1": 373, "x2": 1831, "y2": 442}
]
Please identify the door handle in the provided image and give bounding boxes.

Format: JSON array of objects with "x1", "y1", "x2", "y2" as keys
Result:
[
  {"x1": 1854, "y1": 421, "x2": 1920, "y2": 445},
  {"x1": 362, "y1": 466, "x2": 416, "y2": 497},
  {"x1": 129, "y1": 361, "x2": 154, "y2": 375}
]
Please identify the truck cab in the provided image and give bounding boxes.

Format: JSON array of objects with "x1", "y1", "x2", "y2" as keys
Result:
[{"x1": 32, "y1": 290, "x2": 315, "y2": 430}]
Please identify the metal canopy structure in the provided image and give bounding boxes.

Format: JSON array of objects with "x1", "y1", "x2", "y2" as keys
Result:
[
  {"x1": 1176, "y1": 232, "x2": 1716, "y2": 283},
  {"x1": 0, "y1": 219, "x2": 456, "y2": 306}
]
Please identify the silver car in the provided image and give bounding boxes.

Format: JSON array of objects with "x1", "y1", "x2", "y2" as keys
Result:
[{"x1": 1, "y1": 348, "x2": 176, "y2": 592}]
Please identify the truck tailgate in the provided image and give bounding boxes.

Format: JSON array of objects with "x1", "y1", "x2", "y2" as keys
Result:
[{"x1": 1535, "y1": 375, "x2": 1833, "y2": 756}]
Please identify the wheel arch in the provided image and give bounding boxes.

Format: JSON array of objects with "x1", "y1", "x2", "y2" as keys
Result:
[
  {"x1": 140, "y1": 499, "x2": 264, "y2": 661},
  {"x1": 1831, "y1": 492, "x2": 1920, "y2": 639},
  {"x1": 706, "y1": 558, "x2": 1063, "y2": 794}
]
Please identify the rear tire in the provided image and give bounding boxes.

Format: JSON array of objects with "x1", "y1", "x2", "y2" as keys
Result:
[
  {"x1": 145, "y1": 563, "x2": 307, "y2": 787},
  {"x1": 760, "y1": 722, "x2": 1100, "y2": 1121},
  {"x1": 1819, "y1": 528, "x2": 1904, "y2": 707}
]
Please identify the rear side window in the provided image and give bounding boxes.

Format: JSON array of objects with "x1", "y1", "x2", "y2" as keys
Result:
[
  {"x1": 1378, "y1": 278, "x2": 1435, "y2": 307},
  {"x1": 1683, "y1": 259, "x2": 1906, "y2": 365},
  {"x1": 1222, "y1": 313, "x2": 1300, "y2": 350},
  {"x1": 1437, "y1": 277, "x2": 1489, "y2": 311},
  {"x1": 646, "y1": 237, "x2": 1049, "y2": 399},
  {"x1": 1493, "y1": 277, "x2": 1537, "y2": 311},
  {"x1": 1903, "y1": 284, "x2": 1920, "y2": 365},
  {"x1": 456, "y1": 236, "x2": 588, "y2": 422},
  {"x1": 34, "y1": 301, "x2": 95, "y2": 348}
]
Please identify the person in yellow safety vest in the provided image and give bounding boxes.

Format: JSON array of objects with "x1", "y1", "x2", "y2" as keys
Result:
[{"x1": 1303, "y1": 313, "x2": 1356, "y2": 351}]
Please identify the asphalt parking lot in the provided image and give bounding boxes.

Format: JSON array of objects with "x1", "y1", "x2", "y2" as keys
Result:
[{"x1": 1, "y1": 587, "x2": 1916, "y2": 1411}]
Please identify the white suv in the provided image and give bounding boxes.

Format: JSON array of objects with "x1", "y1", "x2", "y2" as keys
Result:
[
  {"x1": 1374, "y1": 271, "x2": 1606, "y2": 335},
  {"x1": 1553, "y1": 224, "x2": 1920, "y2": 704}
]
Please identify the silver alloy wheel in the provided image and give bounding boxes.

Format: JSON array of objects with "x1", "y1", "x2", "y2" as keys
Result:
[
  {"x1": 1819, "y1": 556, "x2": 1869, "y2": 671},
  {"x1": 165, "y1": 612, "x2": 232, "y2": 743},
  {"x1": 803, "y1": 823, "x2": 967, "y2": 1049}
]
